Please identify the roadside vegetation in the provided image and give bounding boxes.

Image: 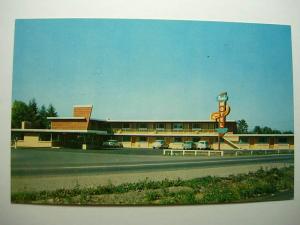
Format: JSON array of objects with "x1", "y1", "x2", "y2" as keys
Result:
[
  {"x1": 236, "y1": 119, "x2": 293, "y2": 134},
  {"x1": 11, "y1": 99, "x2": 58, "y2": 129},
  {"x1": 12, "y1": 166, "x2": 293, "y2": 205}
]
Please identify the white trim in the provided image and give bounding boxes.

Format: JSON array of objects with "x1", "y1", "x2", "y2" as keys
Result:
[
  {"x1": 113, "y1": 133, "x2": 219, "y2": 137},
  {"x1": 90, "y1": 118, "x2": 108, "y2": 122},
  {"x1": 73, "y1": 104, "x2": 93, "y2": 108}
]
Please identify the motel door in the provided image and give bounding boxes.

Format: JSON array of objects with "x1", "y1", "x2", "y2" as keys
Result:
[
  {"x1": 269, "y1": 137, "x2": 274, "y2": 149},
  {"x1": 165, "y1": 137, "x2": 171, "y2": 145},
  {"x1": 131, "y1": 136, "x2": 136, "y2": 148},
  {"x1": 249, "y1": 137, "x2": 255, "y2": 149}
]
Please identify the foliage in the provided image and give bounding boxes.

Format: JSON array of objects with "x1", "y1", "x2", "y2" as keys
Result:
[
  {"x1": 282, "y1": 130, "x2": 294, "y2": 134},
  {"x1": 251, "y1": 125, "x2": 293, "y2": 134},
  {"x1": 11, "y1": 99, "x2": 58, "y2": 129},
  {"x1": 47, "y1": 104, "x2": 58, "y2": 117},
  {"x1": 237, "y1": 119, "x2": 248, "y2": 134},
  {"x1": 236, "y1": 121, "x2": 294, "y2": 134},
  {"x1": 36, "y1": 105, "x2": 48, "y2": 129},
  {"x1": 11, "y1": 101, "x2": 31, "y2": 128},
  {"x1": 11, "y1": 166, "x2": 294, "y2": 205}
]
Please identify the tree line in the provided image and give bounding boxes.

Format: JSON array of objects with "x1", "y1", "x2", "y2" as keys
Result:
[
  {"x1": 11, "y1": 99, "x2": 58, "y2": 129},
  {"x1": 236, "y1": 119, "x2": 293, "y2": 134}
]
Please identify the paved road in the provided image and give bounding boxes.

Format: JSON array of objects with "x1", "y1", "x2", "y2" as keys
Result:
[{"x1": 12, "y1": 149, "x2": 294, "y2": 176}]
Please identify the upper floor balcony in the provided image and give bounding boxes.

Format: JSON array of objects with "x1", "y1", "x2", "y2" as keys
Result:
[
  {"x1": 112, "y1": 128, "x2": 218, "y2": 135},
  {"x1": 105, "y1": 120, "x2": 237, "y2": 135}
]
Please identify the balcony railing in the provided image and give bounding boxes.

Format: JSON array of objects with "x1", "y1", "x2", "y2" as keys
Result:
[{"x1": 112, "y1": 128, "x2": 217, "y2": 134}]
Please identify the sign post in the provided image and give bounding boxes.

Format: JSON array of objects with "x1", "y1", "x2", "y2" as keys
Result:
[{"x1": 216, "y1": 128, "x2": 228, "y2": 150}]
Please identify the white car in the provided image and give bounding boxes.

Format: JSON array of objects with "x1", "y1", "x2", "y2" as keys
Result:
[
  {"x1": 196, "y1": 141, "x2": 210, "y2": 150},
  {"x1": 182, "y1": 141, "x2": 196, "y2": 150},
  {"x1": 102, "y1": 140, "x2": 123, "y2": 148},
  {"x1": 152, "y1": 140, "x2": 168, "y2": 149}
]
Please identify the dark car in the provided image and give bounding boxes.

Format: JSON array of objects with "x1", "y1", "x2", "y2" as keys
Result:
[{"x1": 102, "y1": 140, "x2": 123, "y2": 148}]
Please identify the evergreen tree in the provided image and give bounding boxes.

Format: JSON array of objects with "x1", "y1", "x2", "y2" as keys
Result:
[
  {"x1": 28, "y1": 98, "x2": 39, "y2": 127},
  {"x1": 46, "y1": 104, "x2": 58, "y2": 117},
  {"x1": 36, "y1": 105, "x2": 48, "y2": 128},
  {"x1": 11, "y1": 99, "x2": 58, "y2": 129},
  {"x1": 253, "y1": 126, "x2": 262, "y2": 134}
]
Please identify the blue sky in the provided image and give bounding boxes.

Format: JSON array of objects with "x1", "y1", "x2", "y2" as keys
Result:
[{"x1": 12, "y1": 19, "x2": 294, "y2": 131}]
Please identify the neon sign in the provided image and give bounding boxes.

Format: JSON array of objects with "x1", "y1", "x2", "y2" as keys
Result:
[{"x1": 210, "y1": 92, "x2": 230, "y2": 129}]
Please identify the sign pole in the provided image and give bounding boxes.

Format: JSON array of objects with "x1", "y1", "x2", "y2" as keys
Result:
[{"x1": 218, "y1": 134, "x2": 220, "y2": 151}]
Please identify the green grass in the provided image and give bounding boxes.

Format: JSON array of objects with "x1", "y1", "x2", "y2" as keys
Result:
[{"x1": 11, "y1": 166, "x2": 294, "y2": 205}]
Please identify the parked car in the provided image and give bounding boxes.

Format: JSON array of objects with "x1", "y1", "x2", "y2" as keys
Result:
[
  {"x1": 152, "y1": 140, "x2": 169, "y2": 149},
  {"x1": 102, "y1": 140, "x2": 123, "y2": 148},
  {"x1": 195, "y1": 141, "x2": 210, "y2": 150},
  {"x1": 182, "y1": 141, "x2": 196, "y2": 150}
]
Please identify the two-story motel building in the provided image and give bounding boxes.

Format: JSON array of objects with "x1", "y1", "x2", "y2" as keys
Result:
[{"x1": 11, "y1": 105, "x2": 294, "y2": 150}]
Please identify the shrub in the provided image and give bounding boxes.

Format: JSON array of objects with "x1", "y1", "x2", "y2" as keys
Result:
[{"x1": 145, "y1": 191, "x2": 161, "y2": 202}]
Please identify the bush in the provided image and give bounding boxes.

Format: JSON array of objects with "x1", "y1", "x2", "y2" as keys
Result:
[
  {"x1": 145, "y1": 191, "x2": 161, "y2": 202},
  {"x1": 201, "y1": 184, "x2": 240, "y2": 203}
]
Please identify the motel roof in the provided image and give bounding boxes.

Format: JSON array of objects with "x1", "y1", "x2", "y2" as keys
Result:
[{"x1": 47, "y1": 117, "x2": 237, "y2": 123}]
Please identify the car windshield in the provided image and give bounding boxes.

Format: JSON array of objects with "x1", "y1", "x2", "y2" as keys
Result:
[
  {"x1": 184, "y1": 141, "x2": 193, "y2": 144},
  {"x1": 155, "y1": 140, "x2": 164, "y2": 143},
  {"x1": 108, "y1": 140, "x2": 117, "y2": 142}
]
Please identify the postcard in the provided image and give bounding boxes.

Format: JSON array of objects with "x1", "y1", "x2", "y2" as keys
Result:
[{"x1": 11, "y1": 19, "x2": 294, "y2": 205}]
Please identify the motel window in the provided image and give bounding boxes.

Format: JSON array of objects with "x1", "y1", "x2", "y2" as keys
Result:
[
  {"x1": 52, "y1": 134, "x2": 60, "y2": 141},
  {"x1": 77, "y1": 135, "x2": 85, "y2": 142},
  {"x1": 138, "y1": 136, "x2": 147, "y2": 142},
  {"x1": 208, "y1": 123, "x2": 215, "y2": 129},
  {"x1": 201, "y1": 123, "x2": 209, "y2": 129},
  {"x1": 39, "y1": 133, "x2": 51, "y2": 141},
  {"x1": 192, "y1": 137, "x2": 200, "y2": 142},
  {"x1": 173, "y1": 123, "x2": 183, "y2": 130},
  {"x1": 257, "y1": 137, "x2": 268, "y2": 143},
  {"x1": 278, "y1": 137, "x2": 288, "y2": 143},
  {"x1": 122, "y1": 136, "x2": 131, "y2": 142},
  {"x1": 174, "y1": 137, "x2": 182, "y2": 142},
  {"x1": 122, "y1": 123, "x2": 130, "y2": 130},
  {"x1": 213, "y1": 137, "x2": 219, "y2": 143},
  {"x1": 239, "y1": 137, "x2": 249, "y2": 144},
  {"x1": 156, "y1": 137, "x2": 165, "y2": 141},
  {"x1": 156, "y1": 123, "x2": 165, "y2": 130},
  {"x1": 192, "y1": 123, "x2": 201, "y2": 130},
  {"x1": 138, "y1": 123, "x2": 148, "y2": 130},
  {"x1": 12, "y1": 133, "x2": 24, "y2": 141}
]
